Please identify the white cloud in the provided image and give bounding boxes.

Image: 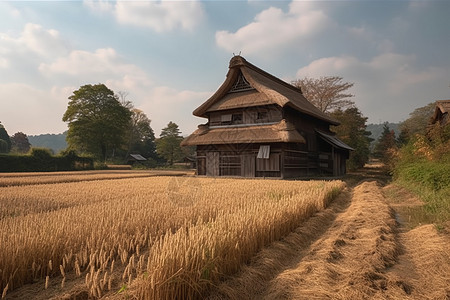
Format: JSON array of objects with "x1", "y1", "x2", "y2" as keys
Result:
[
  {"x1": 0, "y1": 2, "x2": 21, "y2": 19},
  {"x1": 39, "y1": 47, "x2": 153, "y2": 88},
  {"x1": 216, "y1": 2, "x2": 332, "y2": 56},
  {"x1": 296, "y1": 53, "x2": 448, "y2": 123},
  {"x1": 0, "y1": 57, "x2": 8, "y2": 68},
  {"x1": 0, "y1": 83, "x2": 69, "y2": 135},
  {"x1": 83, "y1": 0, "x2": 113, "y2": 13},
  {"x1": 37, "y1": 45, "x2": 209, "y2": 136},
  {"x1": 0, "y1": 20, "x2": 207, "y2": 136},
  {"x1": 0, "y1": 22, "x2": 70, "y2": 76},
  {"x1": 84, "y1": 0, "x2": 205, "y2": 32},
  {"x1": 20, "y1": 23, "x2": 69, "y2": 58},
  {"x1": 138, "y1": 86, "x2": 210, "y2": 136}
]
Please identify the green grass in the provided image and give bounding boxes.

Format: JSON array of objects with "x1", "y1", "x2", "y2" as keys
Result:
[{"x1": 394, "y1": 160, "x2": 450, "y2": 227}]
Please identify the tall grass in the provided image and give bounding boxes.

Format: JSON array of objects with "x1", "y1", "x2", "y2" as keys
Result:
[
  {"x1": 394, "y1": 158, "x2": 450, "y2": 226},
  {"x1": 0, "y1": 176, "x2": 344, "y2": 298}
]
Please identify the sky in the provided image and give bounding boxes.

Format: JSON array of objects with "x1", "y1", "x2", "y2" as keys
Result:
[{"x1": 0, "y1": 0, "x2": 449, "y2": 137}]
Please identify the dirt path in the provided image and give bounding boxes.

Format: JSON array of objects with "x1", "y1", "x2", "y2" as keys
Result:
[{"x1": 209, "y1": 166, "x2": 450, "y2": 300}]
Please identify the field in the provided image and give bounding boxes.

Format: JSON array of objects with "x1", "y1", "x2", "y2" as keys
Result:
[
  {"x1": 0, "y1": 170, "x2": 190, "y2": 187},
  {"x1": 0, "y1": 171, "x2": 344, "y2": 299}
]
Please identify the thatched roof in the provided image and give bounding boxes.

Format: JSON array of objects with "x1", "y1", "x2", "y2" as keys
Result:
[
  {"x1": 430, "y1": 100, "x2": 450, "y2": 124},
  {"x1": 193, "y1": 56, "x2": 339, "y2": 126},
  {"x1": 181, "y1": 119, "x2": 305, "y2": 146}
]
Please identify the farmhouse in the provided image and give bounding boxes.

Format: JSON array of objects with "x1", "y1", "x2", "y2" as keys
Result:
[
  {"x1": 430, "y1": 99, "x2": 450, "y2": 126},
  {"x1": 181, "y1": 56, "x2": 352, "y2": 178}
]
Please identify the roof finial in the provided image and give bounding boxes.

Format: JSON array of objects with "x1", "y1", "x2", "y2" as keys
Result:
[{"x1": 233, "y1": 51, "x2": 242, "y2": 57}]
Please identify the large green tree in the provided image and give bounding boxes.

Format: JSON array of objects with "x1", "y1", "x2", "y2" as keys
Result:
[
  {"x1": 330, "y1": 107, "x2": 372, "y2": 170},
  {"x1": 156, "y1": 121, "x2": 183, "y2": 166},
  {"x1": 291, "y1": 76, "x2": 355, "y2": 113},
  {"x1": 10, "y1": 132, "x2": 31, "y2": 153},
  {"x1": 0, "y1": 122, "x2": 11, "y2": 153},
  {"x1": 399, "y1": 102, "x2": 435, "y2": 141},
  {"x1": 62, "y1": 84, "x2": 131, "y2": 161},
  {"x1": 126, "y1": 108, "x2": 156, "y2": 159}
]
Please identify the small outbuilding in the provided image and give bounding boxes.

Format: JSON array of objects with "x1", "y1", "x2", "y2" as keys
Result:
[
  {"x1": 126, "y1": 154, "x2": 147, "y2": 166},
  {"x1": 181, "y1": 56, "x2": 352, "y2": 178}
]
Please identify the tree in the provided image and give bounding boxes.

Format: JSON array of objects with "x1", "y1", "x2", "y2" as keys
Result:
[
  {"x1": 399, "y1": 102, "x2": 435, "y2": 139},
  {"x1": 0, "y1": 122, "x2": 11, "y2": 153},
  {"x1": 0, "y1": 139, "x2": 8, "y2": 153},
  {"x1": 62, "y1": 84, "x2": 132, "y2": 161},
  {"x1": 396, "y1": 127, "x2": 410, "y2": 147},
  {"x1": 10, "y1": 132, "x2": 31, "y2": 153},
  {"x1": 330, "y1": 107, "x2": 372, "y2": 170},
  {"x1": 126, "y1": 108, "x2": 156, "y2": 159},
  {"x1": 291, "y1": 76, "x2": 355, "y2": 113},
  {"x1": 373, "y1": 122, "x2": 398, "y2": 162},
  {"x1": 156, "y1": 121, "x2": 183, "y2": 166}
]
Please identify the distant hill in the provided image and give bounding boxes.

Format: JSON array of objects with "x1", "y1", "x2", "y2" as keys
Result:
[
  {"x1": 366, "y1": 123, "x2": 400, "y2": 147},
  {"x1": 28, "y1": 132, "x2": 67, "y2": 154}
]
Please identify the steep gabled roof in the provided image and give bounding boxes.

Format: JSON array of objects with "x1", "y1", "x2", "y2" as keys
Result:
[{"x1": 193, "y1": 56, "x2": 339, "y2": 126}]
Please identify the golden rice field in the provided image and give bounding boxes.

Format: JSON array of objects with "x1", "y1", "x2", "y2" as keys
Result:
[
  {"x1": 0, "y1": 170, "x2": 189, "y2": 187},
  {"x1": 0, "y1": 173, "x2": 345, "y2": 299}
]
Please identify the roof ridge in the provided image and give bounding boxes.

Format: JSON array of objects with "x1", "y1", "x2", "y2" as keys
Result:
[{"x1": 229, "y1": 56, "x2": 303, "y2": 94}]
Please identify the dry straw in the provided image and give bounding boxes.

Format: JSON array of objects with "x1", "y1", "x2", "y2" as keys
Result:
[{"x1": 0, "y1": 175, "x2": 344, "y2": 298}]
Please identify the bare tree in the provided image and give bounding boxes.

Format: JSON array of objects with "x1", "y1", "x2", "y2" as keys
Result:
[
  {"x1": 292, "y1": 76, "x2": 355, "y2": 113},
  {"x1": 117, "y1": 91, "x2": 133, "y2": 110}
]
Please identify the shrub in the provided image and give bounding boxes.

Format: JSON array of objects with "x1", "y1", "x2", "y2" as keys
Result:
[
  {"x1": 393, "y1": 129, "x2": 450, "y2": 226},
  {"x1": 0, "y1": 149, "x2": 93, "y2": 172}
]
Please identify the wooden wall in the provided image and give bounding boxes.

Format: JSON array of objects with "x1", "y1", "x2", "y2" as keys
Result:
[
  {"x1": 197, "y1": 143, "x2": 336, "y2": 178},
  {"x1": 209, "y1": 105, "x2": 282, "y2": 127},
  {"x1": 194, "y1": 104, "x2": 349, "y2": 177}
]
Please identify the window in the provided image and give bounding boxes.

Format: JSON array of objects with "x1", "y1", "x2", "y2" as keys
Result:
[
  {"x1": 219, "y1": 113, "x2": 243, "y2": 125},
  {"x1": 220, "y1": 114, "x2": 232, "y2": 125},
  {"x1": 257, "y1": 145, "x2": 270, "y2": 159},
  {"x1": 257, "y1": 111, "x2": 268, "y2": 121},
  {"x1": 232, "y1": 113, "x2": 243, "y2": 124}
]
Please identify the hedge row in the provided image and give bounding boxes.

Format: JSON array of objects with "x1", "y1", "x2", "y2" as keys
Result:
[
  {"x1": 395, "y1": 160, "x2": 450, "y2": 191},
  {"x1": 0, "y1": 149, "x2": 94, "y2": 172}
]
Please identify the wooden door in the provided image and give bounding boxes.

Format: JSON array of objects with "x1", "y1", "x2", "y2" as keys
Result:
[
  {"x1": 206, "y1": 152, "x2": 219, "y2": 176},
  {"x1": 242, "y1": 154, "x2": 255, "y2": 177}
]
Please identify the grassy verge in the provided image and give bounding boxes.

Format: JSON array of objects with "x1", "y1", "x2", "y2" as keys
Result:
[{"x1": 393, "y1": 160, "x2": 450, "y2": 230}]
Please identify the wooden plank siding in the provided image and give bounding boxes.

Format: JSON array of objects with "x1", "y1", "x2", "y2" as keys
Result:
[
  {"x1": 209, "y1": 105, "x2": 282, "y2": 127},
  {"x1": 206, "y1": 152, "x2": 219, "y2": 176},
  {"x1": 197, "y1": 143, "x2": 320, "y2": 178},
  {"x1": 242, "y1": 154, "x2": 255, "y2": 177},
  {"x1": 220, "y1": 154, "x2": 241, "y2": 176}
]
